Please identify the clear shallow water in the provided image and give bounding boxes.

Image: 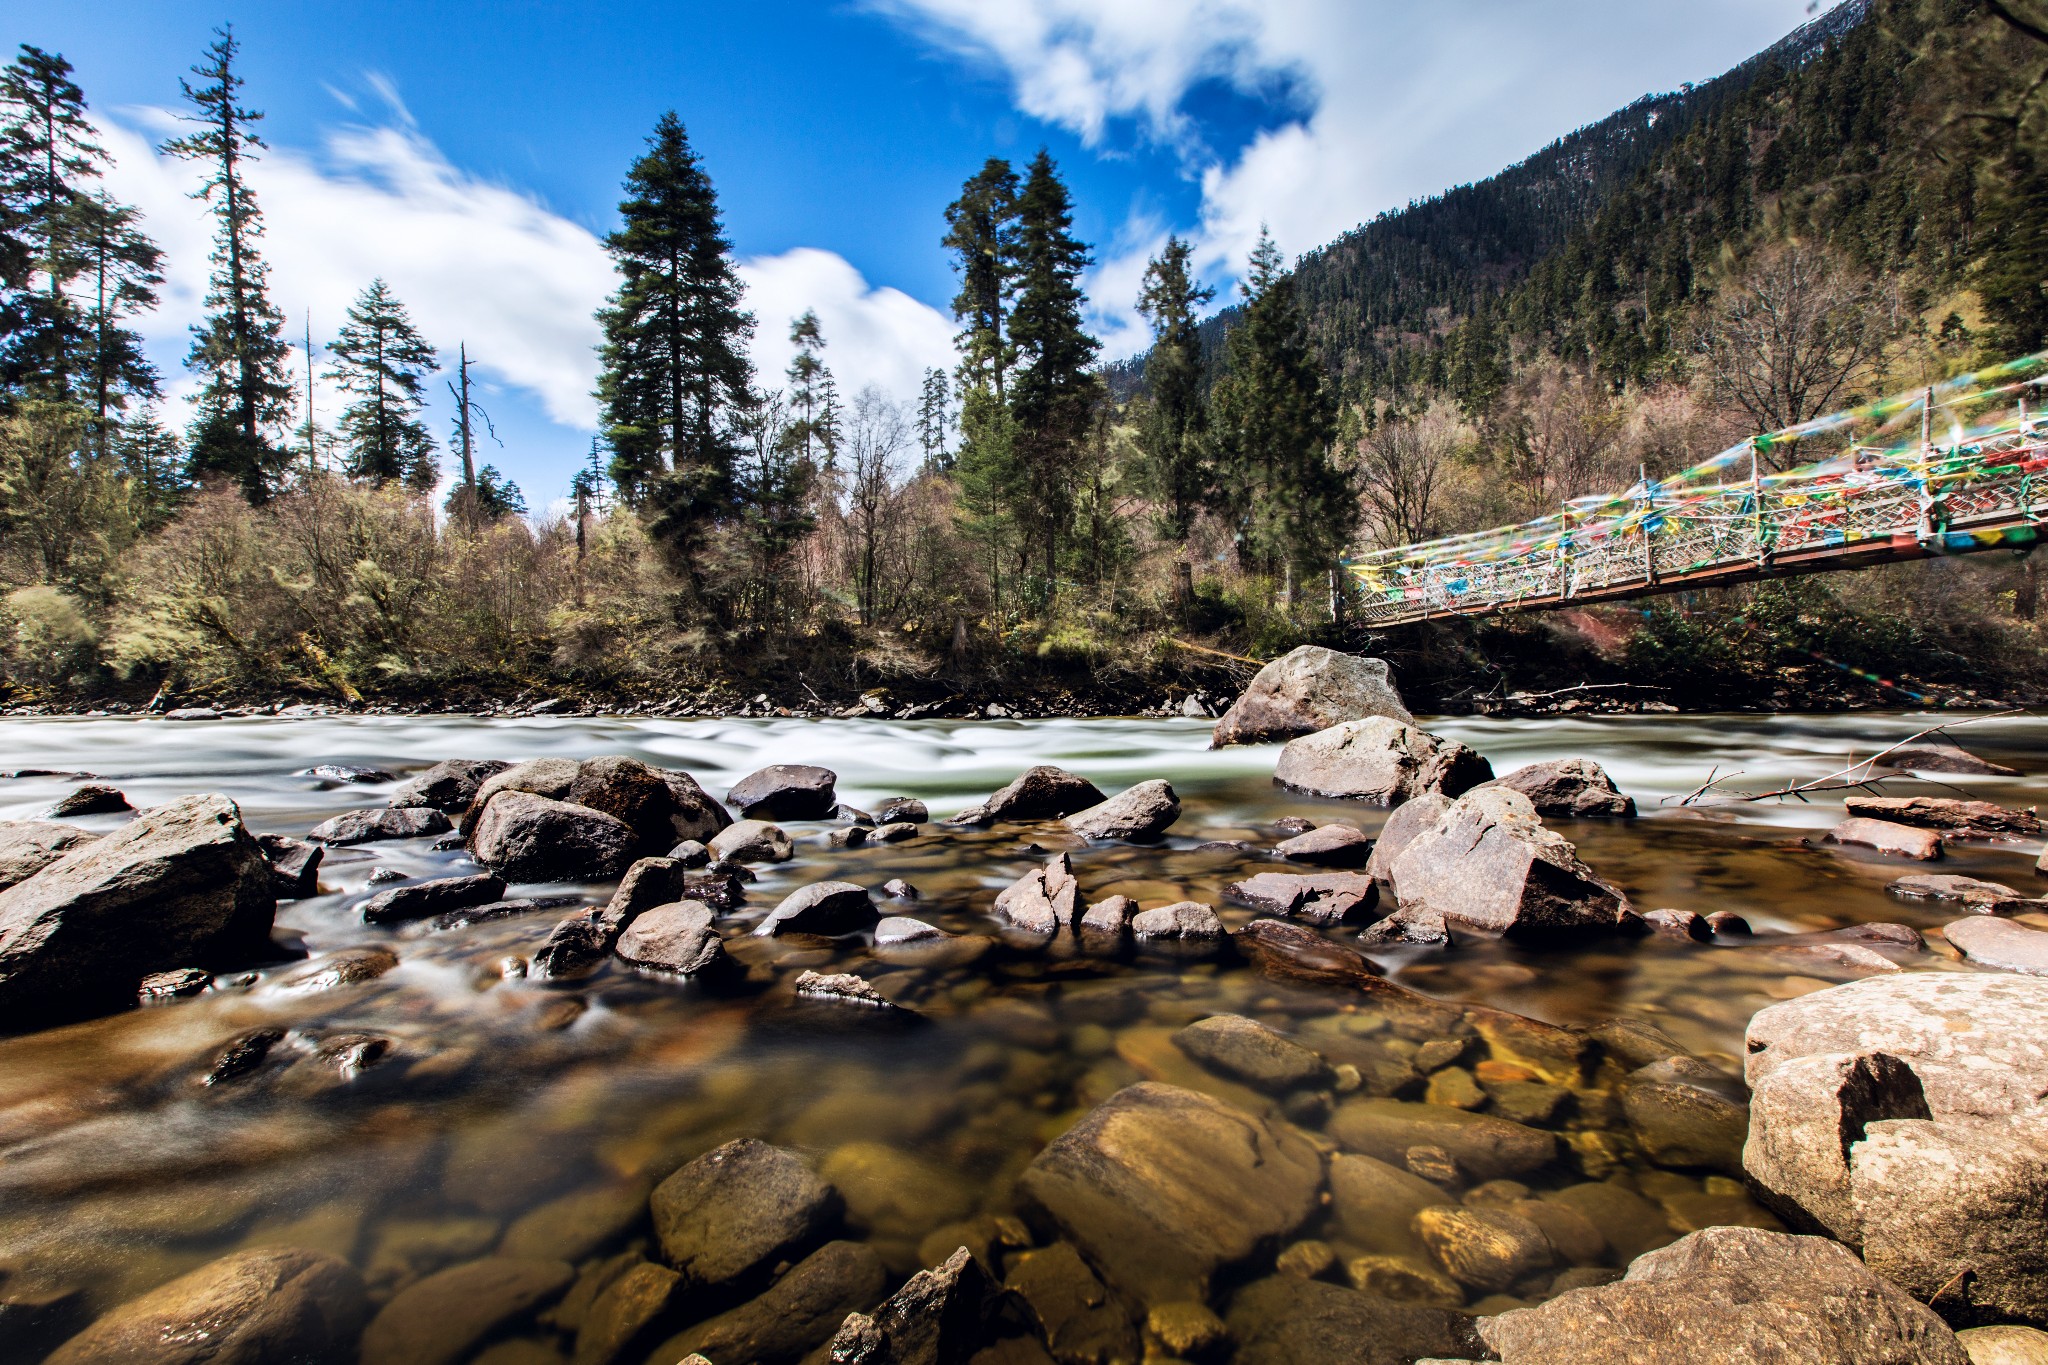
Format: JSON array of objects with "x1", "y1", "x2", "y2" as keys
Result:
[{"x1": 0, "y1": 711, "x2": 2042, "y2": 1359}]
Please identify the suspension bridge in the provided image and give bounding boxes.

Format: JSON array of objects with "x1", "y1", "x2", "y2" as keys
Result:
[{"x1": 1348, "y1": 356, "x2": 2048, "y2": 628}]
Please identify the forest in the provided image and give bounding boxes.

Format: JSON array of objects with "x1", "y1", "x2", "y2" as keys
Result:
[{"x1": 5, "y1": 0, "x2": 2048, "y2": 715}]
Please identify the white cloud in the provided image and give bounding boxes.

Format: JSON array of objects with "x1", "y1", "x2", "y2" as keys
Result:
[{"x1": 740, "y1": 248, "x2": 957, "y2": 405}]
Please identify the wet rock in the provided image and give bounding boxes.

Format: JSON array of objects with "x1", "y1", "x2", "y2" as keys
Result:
[
  {"x1": 875, "y1": 916, "x2": 947, "y2": 945},
  {"x1": 948, "y1": 767, "x2": 1106, "y2": 825},
  {"x1": 307, "y1": 806, "x2": 451, "y2": 845},
  {"x1": 1707, "y1": 910, "x2": 1753, "y2": 935},
  {"x1": 1274, "y1": 717, "x2": 1493, "y2": 803},
  {"x1": 1173, "y1": 1014, "x2": 1334, "y2": 1093},
  {"x1": 1078, "y1": 895, "x2": 1136, "y2": 934},
  {"x1": 1130, "y1": 901, "x2": 1225, "y2": 940},
  {"x1": 832, "y1": 826, "x2": 873, "y2": 848},
  {"x1": 993, "y1": 855, "x2": 1079, "y2": 933},
  {"x1": 1385, "y1": 787, "x2": 1626, "y2": 938},
  {"x1": 430, "y1": 896, "x2": 578, "y2": 932},
  {"x1": 1365, "y1": 792, "x2": 1451, "y2": 885},
  {"x1": 0, "y1": 819, "x2": 97, "y2": 890},
  {"x1": 1017, "y1": 1082, "x2": 1323, "y2": 1302},
  {"x1": 256, "y1": 833, "x2": 323, "y2": 900},
  {"x1": 657, "y1": 1240, "x2": 884, "y2": 1364},
  {"x1": 1744, "y1": 972, "x2": 2048, "y2": 1327},
  {"x1": 1359, "y1": 904, "x2": 1451, "y2": 946},
  {"x1": 651, "y1": 1137, "x2": 839, "y2": 1289},
  {"x1": 682, "y1": 871, "x2": 748, "y2": 913},
  {"x1": 1891, "y1": 874, "x2": 2042, "y2": 913},
  {"x1": 1622, "y1": 1060, "x2": 1748, "y2": 1173},
  {"x1": 873, "y1": 822, "x2": 919, "y2": 843},
  {"x1": 1005, "y1": 1240, "x2": 1139, "y2": 1365},
  {"x1": 359, "y1": 872, "x2": 507, "y2": 925},
  {"x1": 882, "y1": 878, "x2": 920, "y2": 901},
  {"x1": 837, "y1": 803, "x2": 878, "y2": 824},
  {"x1": 390, "y1": 758, "x2": 511, "y2": 812},
  {"x1": 298, "y1": 763, "x2": 396, "y2": 784},
  {"x1": 46, "y1": 783, "x2": 131, "y2": 816},
  {"x1": 728, "y1": 764, "x2": 839, "y2": 820},
  {"x1": 0, "y1": 794, "x2": 274, "y2": 1024},
  {"x1": 1482, "y1": 759, "x2": 1635, "y2": 819},
  {"x1": 756, "y1": 881, "x2": 879, "y2": 936},
  {"x1": 1330, "y1": 1097, "x2": 1558, "y2": 1182},
  {"x1": 1826, "y1": 816, "x2": 1943, "y2": 860},
  {"x1": 1882, "y1": 739, "x2": 2020, "y2": 776},
  {"x1": 830, "y1": 1249, "x2": 1002, "y2": 1365},
  {"x1": 616, "y1": 902, "x2": 726, "y2": 977},
  {"x1": 1956, "y1": 1326, "x2": 2048, "y2": 1364},
  {"x1": 202, "y1": 1026, "x2": 287, "y2": 1085},
  {"x1": 596, "y1": 856, "x2": 693, "y2": 935},
  {"x1": 795, "y1": 970, "x2": 901, "y2": 1009},
  {"x1": 1638, "y1": 908, "x2": 1709, "y2": 941},
  {"x1": 162, "y1": 706, "x2": 219, "y2": 720},
  {"x1": 471, "y1": 791, "x2": 636, "y2": 882},
  {"x1": 1413, "y1": 1205, "x2": 1554, "y2": 1292},
  {"x1": 139, "y1": 966, "x2": 211, "y2": 1001},
  {"x1": 1064, "y1": 780, "x2": 1181, "y2": 841},
  {"x1": 43, "y1": 1246, "x2": 368, "y2": 1365},
  {"x1": 1145, "y1": 1301, "x2": 1229, "y2": 1358},
  {"x1": 360, "y1": 1256, "x2": 573, "y2": 1365},
  {"x1": 1225, "y1": 1274, "x2": 1480, "y2": 1365},
  {"x1": 821, "y1": 1143, "x2": 974, "y2": 1249},
  {"x1": 1234, "y1": 917, "x2": 1381, "y2": 988},
  {"x1": 667, "y1": 839, "x2": 710, "y2": 868},
  {"x1": 1587, "y1": 1017, "x2": 1689, "y2": 1070},
  {"x1": 877, "y1": 798, "x2": 928, "y2": 825},
  {"x1": 500, "y1": 1182, "x2": 648, "y2": 1263},
  {"x1": 572, "y1": 1260, "x2": 679, "y2": 1365},
  {"x1": 1475, "y1": 1226, "x2": 1969, "y2": 1365},
  {"x1": 268, "y1": 946, "x2": 400, "y2": 995},
  {"x1": 1541, "y1": 1182, "x2": 1672, "y2": 1263},
  {"x1": 1344, "y1": 1253, "x2": 1464, "y2": 1307},
  {"x1": 1846, "y1": 796, "x2": 2040, "y2": 839},
  {"x1": 473, "y1": 755, "x2": 730, "y2": 852},
  {"x1": 1276, "y1": 822, "x2": 1374, "y2": 866},
  {"x1": 1211, "y1": 646, "x2": 1414, "y2": 747},
  {"x1": 1944, "y1": 916, "x2": 2048, "y2": 974},
  {"x1": 1225, "y1": 870, "x2": 1377, "y2": 925},
  {"x1": 708, "y1": 818, "x2": 794, "y2": 864}
]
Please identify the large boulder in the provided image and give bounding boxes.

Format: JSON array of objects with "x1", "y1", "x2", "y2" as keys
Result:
[
  {"x1": 0, "y1": 795, "x2": 275, "y2": 1024},
  {"x1": 358, "y1": 873, "x2": 505, "y2": 925},
  {"x1": 44, "y1": 1247, "x2": 368, "y2": 1365},
  {"x1": 1845, "y1": 795, "x2": 2040, "y2": 839},
  {"x1": 1173, "y1": 1014, "x2": 1334, "y2": 1093},
  {"x1": 1828, "y1": 817, "x2": 1944, "y2": 861},
  {"x1": 469, "y1": 790, "x2": 636, "y2": 883},
  {"x1": 1211, "y1": 646, "x2": 1413, "y2": 747},
  {"x1": 389, "y1": 758, "x2": 510, "y2": 812},
  {"x1": 992, "y1": 854, "x2": 1079, "y2": 933},
  {"x1": 727, "y1": 764, "x2": 838, "y2": 820},
  {"x1": 1384, "y1": 787, "x2": 1625, "y2": 938},
  {"x1": 1482, "y1": 758, "x2": 1635, "y2": 818},
  {"x1": 1226, "y1": 871, "x2": 1377, "y2": 926},
  {"x1": 1274, "y1": 718, "x2": 1492, "y2": 803},
  {"x1": 1944, "y1": 916, "x2": 2048, "y2": 975},
  {"x1": 307, "y1": 807, "x2": 450, "y2": 845},
  {"x1": 1064, "y1": 780, "x2": 1180, "y2": 841},
  {"x1": 465, "y1": 756, "x2": 729, "y2": 853},
  {"x1": 1366, "y1": 791, "x2": 1451, "y2": 884},
  {"x1": 0, "y1": 820, "x2": 96, "y2": 891},
  {"x1": 754, "y1": 881, "x2": 879, "y2": 937},
  {"x1": 1744, "y1": 973, "x2": 2048, "y2": 1327},
  {"x1": 948, "y1": 766, "x2": 1106, "y2": 825},
  {"x1": 651, "y1": 1137, "x2": 840, "y2": 1290},
  {"x1": 616, "y1": 901, "x2": 727, "y2": 976},
  {"x1": 1017, "y1": 1082, "x2": 1323, "y2": 1303},
  {"x1": 1476, "y1": 1227, "x2": 1968, "y2": 1364}
]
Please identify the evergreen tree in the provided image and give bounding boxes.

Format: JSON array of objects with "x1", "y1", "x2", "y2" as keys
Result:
[
  {"x1": 326, "y1": 279, "x2": 438, "y2": 489},
  {"x1": 733, "y1": 390, "x2": 816, "y2": 625},
  {"x1": 915, "y1": 366, "x2": 952, "y2": 472},
  {"x1": 942, "y1": 158, "x2": 1019, "y2": 399},
  {"x1": 466, "y1": 464, "x2": 526, "y2": 519},
  {"x1": 782, "y1": 309, "x2": 835, "y2": 467},
  {"x1": 1008, "y1": 149, "x2": 1101, "y2": 589},
  {"x1": 1134, "y1": 234, "x2": 1215, "y2": 545},
  {"x1": 77, "y1": 192, "x2": 163, "y2": 454},
  {"x1": 1208, "y1": 229, "x2": 1352, "y2": 584},
  {"x1": 116, "y1": 406, "x2": 183, "y2": 529},
  {"x1": 163, "y1": 26, "x2": 295, "y2": 500},
  {"x1": 594, "y1": 110, "x2": 753, "y2": 581}
]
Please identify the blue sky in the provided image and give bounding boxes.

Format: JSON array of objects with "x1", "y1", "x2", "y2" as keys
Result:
[{"x1": 11, "y1": 0, "x2": 1835, "y2": 508}]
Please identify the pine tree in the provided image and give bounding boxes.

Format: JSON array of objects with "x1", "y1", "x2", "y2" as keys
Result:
[
  {"x1": 943, "y1": 158, "x2": 1019, "y2": 399},
  {"x1": 163, "y1": 26, "x2": 295, "y2": 500},
  {"x1": 782, "y1": 309, "x2": 833, "y2": 467},
  {"x1": 916, "y1": 366, "x2": 952, "y2": 472},
  {"x1": 1007, "y1": 149, "x2": 1101, "y2": 589},
  {"x1": 594, "y1": 110, "x2": 753, "y2": 580},
  {"x1": 1134, "y1": 233, "x2": 1214, "y2": 546},
  {"x1": 76, "y1": 192, "x2": 162, "y2": 454},
  {"x1": 326, "y1": 279, "x2": 439, "y2": 489},
  {"x1": 116, "y1": 406, "x2": 183, "y2": 529},
  {"x1": 1208, "y1": 229, "x2": 1352, "y2": 584}
]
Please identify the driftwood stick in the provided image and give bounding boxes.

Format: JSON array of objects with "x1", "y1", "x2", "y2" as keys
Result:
[{"x1": 1674, "y1": 713, "x2": 2022, "y2": 806}]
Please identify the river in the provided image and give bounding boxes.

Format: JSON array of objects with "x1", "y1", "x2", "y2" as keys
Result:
[{"x1": 0, "y1": 711, "x2": 2039, "y2": 1360}]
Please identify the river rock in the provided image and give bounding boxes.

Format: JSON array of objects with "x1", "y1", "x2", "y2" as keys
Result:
[
  {"x1": 1482, "y1": 758, "x2": 1635, "y2": 818},
  {"x1": 1475, "y1": 1226, "x2": 1969, "y2": 1364},
  {"x1": 43, "y1": 1246, "x2": 368, "y2": 1365},
  {"x1": 1882, "y1": 738, "x2": 2019, "y2": 776},
  {"x1": 1384, "y1": 787, "x2": 1626, "y2": 938},
  {"x1": 1891, "y1": 874, "x2": 2042, "y2": 913},
  {"x1": 1234, "y1": 917, "x2": 1382, "y2": 989},
  {"x1": 1744, "y1": 972, "x2": 2048, "y2": 1327},
  {"x1": 728, "y1": 764, "x2": 839, "y2": 820},
  {"x1": 1174, "y1": 1014, "x2": 1334, "y2": 1092},
  {"x1": 572, "y1": 1260, "x2": 679, "y2": 1365},
  {"x1": 1131, "y1": 901, "x2": 1225, "y2": 941},
  {"x1": 949, "y1": 766, "x2": 1106, "y2": 825},
  {"x1": 1017, "y1": 1082, "x2": 1323, "y2": 1302},
  {"x1": 651, "y1": 1138, "x2": 839, "y2": 1288},
  {"x1": 1004, "y1": 1240, "x2": 1138, "y2": 1364},
  {"x1": 268, "y1": 946, "x2": 400, "y2": 996},
  {"x1": 470, "y1": 791, "x2": 635, "y2": 882},
  {"x1": 0, "y1": 794, "x2": 275, "y2": 1023},
  {"x1": 708, "y1": 818, "x2": 793, "y2": 864},
  {"x1": 755, "y1": 881, "x2": 879, "y2": 936},
  {"x1": 1622, "y1": 1058, "x2": 1749, "y2": 1173},
  {"x1": 1276, "y1": 823, "x2": 1374, "y2": 866},
  {"x1": 390, "y1": 758, "x2": 510, "y2": 812},
  {"x1": 654, "y1": 1240, "x2": 884, "y2": 1364},
  {"x1": 257, "y1": 833, "x2": 323, "y2": 900},
  {"x1": 1064, "y1": 779, "x2": 1181, "y2": 841},
  {"x1": 1943, "y1": 916, "x2": 2048, "y2": 975},
  {"x1": 1211, "y1": 646, "x2": 1414, "y2": 747},
  {"x1": 468, "y1": 756, "x2": 729, "y2": 853},
  {"x1": 1367, "y1": 791, "x2": 1452, "y2": 884},
  {"x1": 47, "y1": 783, "x2": 131, "y2": 816},
  {"x1": 308, "y1": 806, "x2": 451, "y2": 845},
  {"x1": 1225, "y1": 870, "x2": 1378, "y2": 925},
  {"x1": 992, "y1": 854, "x2": 1079, "y2": 932},
  {"x1": 1328, "y1": 1153, "x2": 1454, "y2": 1255},
  {"x1": 359, "y1": 1256, "x2": 573, "y2": 1365},
  {"x1": 874, "y1": 916, "x2": 947, "y2": 945},
  {"x1": 827, "y1": 1245, "x2": 998, "y2": 1365},
  {"x1": 1957, "y1": 1326, "x2": 2048, "y2": 1364},
  {"x1": 1078, "y1": 895, "x2": 1136, "y2": 933},
  {"x1": 1225, "y1": 1273, "x2": 1479, "y2": 1365},
  {"x1": 795, "y1": 970, "x2": 902, "y2": 1010},
  {"x1": 616, "y1": 902, "x2": 726, "y2": 976},
  {"x1": 1827, "y1": 816, "x2": 1943, "y2": 860},
  {"x1": 1330, "y1": 1097, "x2": 1557, "y2": 1182},
  {"x1": 1846, "y1": 796, "x2": 2041, "y2": 839},
  {"x1": 0, "y1": 820, "x2": 96, "y2": 891},
  {"x1": 1413, "y1": 1205, "x2": 1554, "y2": 1292},
  {"x1": 877, "y1": 798, "x2": 928, "y2": 825},
  {"x1": 873, "y1": 822, "x2": 919, "y2": 843},
  {"x1": 359, "y1": 872, "x2": 507, "y2": 925},
  {"x1": 1274, "y1": 717, "x2": 1493, "y2": 803}
]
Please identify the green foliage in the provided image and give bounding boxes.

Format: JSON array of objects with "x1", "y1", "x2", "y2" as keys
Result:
[
  {"x1": 1134, "y1": 233, "x2": 1214, "y2": 540},
  {"x1": 327, "y1": 278, "x2": 439, "y2": 489}
]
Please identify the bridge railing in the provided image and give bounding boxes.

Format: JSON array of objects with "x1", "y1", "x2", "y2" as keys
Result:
[{"x1": 1348, "y1": 357, "x2": 2048, "y2": 626}]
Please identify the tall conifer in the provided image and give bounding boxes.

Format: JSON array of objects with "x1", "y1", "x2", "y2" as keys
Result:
[
  {"x1": 326, "y1": 278, "x2": 439, "y2": 489},
  {"x1": 1134, "y1": 234, "x2": 1214, "y2": 547}
]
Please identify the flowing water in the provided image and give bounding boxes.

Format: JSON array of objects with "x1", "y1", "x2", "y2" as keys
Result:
[{"x1": 0, "y1": 711, "x2": 2042, "y2": 1360}]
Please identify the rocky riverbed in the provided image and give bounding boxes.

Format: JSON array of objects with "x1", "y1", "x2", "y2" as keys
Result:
[{"x1": 2, "y1": 668, "x2": 2047, "y2": 1364}]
